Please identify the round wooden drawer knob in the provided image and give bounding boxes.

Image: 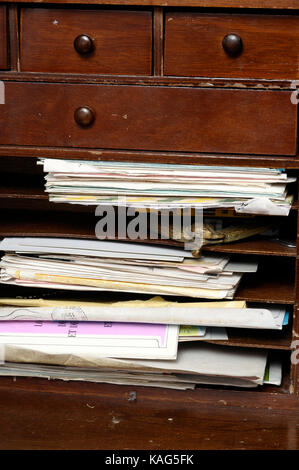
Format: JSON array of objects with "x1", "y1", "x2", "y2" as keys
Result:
[
  {"x1": 74, "y1": 107, "x2": 95, "y2": 127},
  {"x1": 74, "y1": 35, "x2": 94, "y2": 55},
  {"x1": 222, "y1": 34, "x2": 243, "y2": 57}
]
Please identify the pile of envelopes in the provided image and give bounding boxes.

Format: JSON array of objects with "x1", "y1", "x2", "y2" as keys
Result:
[
  {"x1": 0, "y1": 151, "x2": 292, "y2": 390},
  {"x1": 0, "y1": 237, "x2": 255, "y2": 299},
  {"x1": 0, "y1": 343, "x2": 282, "y2": 390},
  {"x1": 0, "y1": 237, "x2": 288, "y2": 389},
  {"x1": 39, "y1": 159, "x2": 296, "y2": 215}
]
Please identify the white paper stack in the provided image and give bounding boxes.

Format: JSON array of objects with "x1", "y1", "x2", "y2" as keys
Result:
[
  {"x1": 0, "y1": 237, "x2": 285, "y2": 390},
  {"x1": 0, "y1": 320, "x2": 180, "y2": 360},
  {"x1": 38, "y1": 159, "x2": 296, "y2": 215},
  {"x1": 0, "y1": 238, "x2": 257, "y2": 299},
  {"x1": 0, "y1": 342, "x2": 275, "y2": 389}
]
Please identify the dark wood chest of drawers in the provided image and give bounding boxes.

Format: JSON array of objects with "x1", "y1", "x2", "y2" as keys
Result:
[{"x1": 0, "y1": 0, "x2": 299, "y2": 450}]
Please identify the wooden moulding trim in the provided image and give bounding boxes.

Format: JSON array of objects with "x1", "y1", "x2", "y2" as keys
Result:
[
  {"x1": 2, "y1": 0, "x2": 299, "y2": 10},
  {"x1": 0, "y1": 146, "x2": 299, "y2": 168},
  {"x1": 0, "y1": 72, "x2": 296, "y2": 90}
]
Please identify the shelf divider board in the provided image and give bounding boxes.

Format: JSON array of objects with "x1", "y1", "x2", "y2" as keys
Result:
[
  {"x1": 2, "y1": 146, "x2": 299, "y2": 169},
  {"x1": 204, "y1": 326, "x2": 293, "y2": 350},
  {"x1": 0, "y1": 211, "x2": 297, "y2": 256},
  {"x1": 235, "y1": 276, "x2": 295, "y2": 304},
  {"x1": 2, "y1": 1, "x2": 299, "y2": 9},
  {"x1": 203, "y1": 238, "x2": 296, "y2": 257},
  {"x1": 153, "y1": 7, "x2": 164, "y2": 76}
]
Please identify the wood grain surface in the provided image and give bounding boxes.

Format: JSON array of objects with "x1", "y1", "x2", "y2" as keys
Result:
[
  {"x1": 3, "y1": 0, "x2": 299, "y2": 9},
  {"x1": 0, "y1": 2, "x2": 299, "y2": 439},
  {"x1": 0, "y1": 82, "x2": 297, "y2": 155},
  {"x1": 20, "y1": 8, "x2": 152, "y2": 75},
  {"x1": 0, "y1": 378, "x2": 298, "y2": 449},
  {"x1": 164, "y1": 13, "x2": 299, "y2": 80},
  {"x1": 1, "y1": 146, "x2": 299, "y2": 169}
]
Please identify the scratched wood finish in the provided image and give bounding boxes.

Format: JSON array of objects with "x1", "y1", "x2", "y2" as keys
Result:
[
  {"x1": 164, "y1": 13, "x2": 299, "y2": 80},
  {"x1": 4, "y1": 0, "x2": 299, "y2": 8},
  {"x1": 0, "y1": 0, "x2": 298, "y2": 409},
  {"x1": 0, "y1": 207, "x2": 296, "y2": 256},
  {"x1": 204, "y1": 238, "x2": 297, "y2": 257},
  {"x1": 0, "y1": 82, "x2": 297, "y2": 155},
  {"x1": 2, "y1": 146, "x2": 299, "y2": 169},
  {"x1": 0, "y1": 6, "x2": 7, "y2": 70},
  {"x1": 0, "y1": 378, "x2": 298, "y2": 450},
  {"x1": 235, "y1": 273, "x2": 295, "y2": 304},
  {"x1": 0, "y1": 71, "x2": 296, "y2": 90},
  {"x1": 205, "y1": 326, "x2": 293, "y2": 350},
  {"x1": 20, "y1": 8, "x2": 152, "y2": 75}
]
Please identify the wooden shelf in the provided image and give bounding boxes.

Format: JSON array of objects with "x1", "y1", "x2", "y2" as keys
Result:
[
  {"x1": 0, "y1": 211, "x2": 296, "y2": 255},
  {"x1": 0, "y1": 186, "x2": 46, "y2": 200},
  {"x1": 0, "y1": 372, "x2": 297, "y2": 452},
  {"x1": 235, "y1": 274, "x2": 295, "y2": 304},
  {"x1": 2, "y1": 144, "x2": 299, "y2": 169},
  {"x1": 203, "y1": 237, "x2": 296, "y2": 257},
  {"x1": 205, "y1": 326, "x2": 292, "y2": 350},
  {"x1": 0, "y1": 211, "x2": 98, "y2": 239},
  {"x1": 0, "y1": 211, "x2": 185, "y2": 246}
]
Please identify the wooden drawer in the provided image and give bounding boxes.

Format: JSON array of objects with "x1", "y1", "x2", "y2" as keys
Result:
[
  {"x1": 0, "y1": 82, "x2": 297, "y2": 156},
  {"x1": 164, "y1": 13, "x2": 299, "y2": 80},
  {"x1": 20, "y1": 8, "x2": 152, "y2": 75},
  {"x1": 0, "y1": 6, "x2": 8, "y2": 70}
]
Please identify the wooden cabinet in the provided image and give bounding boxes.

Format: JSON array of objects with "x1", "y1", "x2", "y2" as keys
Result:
[
  {"x1": 0, "y1": 0, "x2": 299, "y2": 449},
  {"x1": 164, "y1": 12, "x2": 299, "y2": 79},
  {"x1": 20, "y1": 8, "x2": 153, "y2": 75}
]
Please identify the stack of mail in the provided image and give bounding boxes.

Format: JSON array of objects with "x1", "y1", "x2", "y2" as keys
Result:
[
  {"x1": 0, "y1": 295, "x2": 288, "y2": 331},
  {"x1": 0, "y1": 293, "x2": 286, "y2": 388},
  {"x1": 0, "y1": 237, "x2": 286, "y2": 389},
  {"x1": 39, "y1": 159, "x2": 296, "y2": 215},
  {"x1": 0, "y1": 238, "x2": 257, "y2": 299},
  {"x1": 0, "y1": 289, "x2": 286, "y2": 389},
  {"x1": 0, "y1": 342, "x2": 279, "y2": 390}
]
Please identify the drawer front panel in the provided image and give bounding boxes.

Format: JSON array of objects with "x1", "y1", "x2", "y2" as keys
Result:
[
  {"x1": 20, "y1": 8, "x2": 152, "y2": 75},
  {"x1": 164, "y1": 13, "x2": 299, "y2": 79},
  {"x1": 0, "y1": 83, "x2": 297, "y2": 156},
  {"x1": 0, "y1": 6, "x2": 7, "y2": 70}
]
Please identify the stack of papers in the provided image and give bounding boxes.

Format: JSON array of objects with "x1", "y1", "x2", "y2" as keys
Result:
[
  {"x1": 0, "y1": 320, "x2": 228, "y2": 360},
  {"x1": 0, "y1": 237, "x2": 285, "y2": 389},
  {"x1": 0, "y1": 238, "x2": 257, "y2": 299},
  {"x1": 38, "y1": 159, "x2": 296, "y2": 215},
  {"x1": 0, "y1": 320, "x2": 179, "y2": 360},
  {"x1": 0, "y1": 342, "x2": 278, "y2": 389},
  {"x1": 0, "y1": 356, "x2": 280, "y2": 390},
  {"x1": 0, "y1": 295, "x2": 289, "y2": 330},
  {"x1": 0, "y1": 291, "x2": 286, "y2": 387}
]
